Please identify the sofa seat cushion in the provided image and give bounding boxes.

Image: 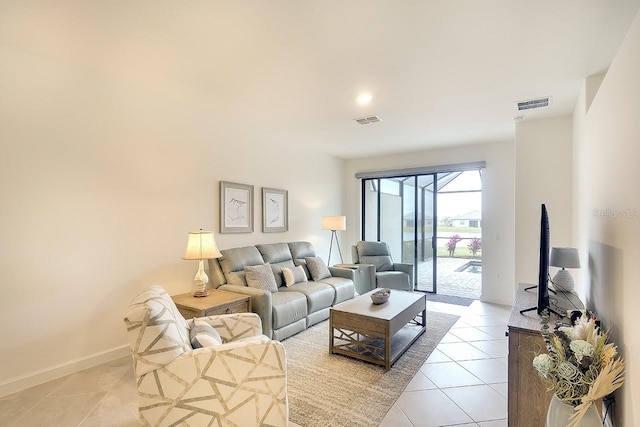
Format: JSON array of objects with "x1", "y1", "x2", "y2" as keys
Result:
[
  {"x1": 376, "y1": 271, "x2": 410, "y2": 290},
  {"x1": 316, "y1": 276, "x2": 355, "y2": 305},
  {"x1": 271, "y1": 291, "x2": 308, "y2": 330},
  {"x1": 279, "y1": 281, "x2": 335, "y2": 313}
]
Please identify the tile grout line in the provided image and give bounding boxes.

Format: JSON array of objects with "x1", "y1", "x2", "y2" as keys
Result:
[{"x1": 8, "y1": 377, "x2": 63, "y2": 427}]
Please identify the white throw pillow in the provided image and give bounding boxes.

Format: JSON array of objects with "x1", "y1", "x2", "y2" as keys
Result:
[
  {"x1": 282, "y1": 265, "x2": 308, "y2": 286},
  {"x1": 190, "y1": 319, "x2": 222, "y2": 348}
]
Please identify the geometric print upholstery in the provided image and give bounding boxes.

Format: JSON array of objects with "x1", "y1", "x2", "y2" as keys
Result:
[
  {"x1": 124, "y1": 286, "x2": 191, "y2": 377},
  {"x1": 124, "y1": 285, "x2": 289, "y2": 427}
]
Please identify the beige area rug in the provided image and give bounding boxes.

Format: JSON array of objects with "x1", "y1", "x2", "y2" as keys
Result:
[{"x1": 282, "y1": 310, "x2": 459, "y2": 427}]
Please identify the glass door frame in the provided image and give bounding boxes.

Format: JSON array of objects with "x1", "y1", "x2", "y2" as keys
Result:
[{"x1": 360, "y1": 175, "x2": 438, "y2": 293}]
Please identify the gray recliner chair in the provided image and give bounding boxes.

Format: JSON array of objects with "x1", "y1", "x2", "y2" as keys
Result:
[{"x1": 351, "y1": 241, "x2": 414, "y2": 291}]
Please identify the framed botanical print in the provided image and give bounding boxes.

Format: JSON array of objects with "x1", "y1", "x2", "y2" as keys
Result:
[
  {"x1": 262, "y1": 187, "x2": 288, "y2": 233},
  {"x1": 220, "y1": 181, "x2": 254, "y2": 233}
]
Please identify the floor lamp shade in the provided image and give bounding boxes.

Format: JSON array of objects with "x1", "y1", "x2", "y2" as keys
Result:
[
  {"x1": 322, "y1": 216, "x2": 346, "y2": 231},
  {"x1": 549, "y1": 247, "x2": 580, "y2": 293},
  {"x1": 183, "y1": 229, "x2": 222, "y2": 297},
  {"x1": 322, "y1": 216, "x2": 346, "y2": 265}
]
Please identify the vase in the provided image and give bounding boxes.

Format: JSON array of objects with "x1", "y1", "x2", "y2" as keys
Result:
[{"x1": 546, "y1": 394, "x2": 601, "y2": 427}]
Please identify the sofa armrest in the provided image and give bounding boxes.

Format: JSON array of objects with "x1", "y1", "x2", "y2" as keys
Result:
[
  {"x1": 219, "y1": 284, "x2": 274, "y2": 339},
  {"x1": 142, "y1": 340, "x2": 288, "y2": 426},
  {"x1": 331, "y1": 264, "x2": 376, "y2": 295},
  {"x1": 393, "y1": 263, "x2": 414, "y2": 285},
  {"x1": 199, "y1": 312, "x2": 263, "y2": 342}
]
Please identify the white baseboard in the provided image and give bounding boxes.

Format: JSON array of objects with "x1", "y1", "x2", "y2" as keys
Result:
[
  {"x1": 480, "y1": 293, "x2": 513, "y2": 307},
  {"x1": 0, "y1": 345, "x2": 130, "y2": 398}
]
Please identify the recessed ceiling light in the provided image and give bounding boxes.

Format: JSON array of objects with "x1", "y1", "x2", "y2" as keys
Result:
[{"x1": 356, "y1": 93, "x2": 373, "y2": 105}]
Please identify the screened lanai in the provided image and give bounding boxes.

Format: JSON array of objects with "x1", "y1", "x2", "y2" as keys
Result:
[{"x1": 360, "y1": 167, "x2": 482, "y2": 301}]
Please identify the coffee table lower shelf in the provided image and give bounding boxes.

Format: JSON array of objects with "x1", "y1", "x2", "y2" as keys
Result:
[{"x1": 330, "y1": 318, "x2": 425, "y2": 370}]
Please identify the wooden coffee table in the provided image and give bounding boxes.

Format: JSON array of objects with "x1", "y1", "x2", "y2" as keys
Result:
[{"x1": 329, "y1": 289, "x2": 426, "y2": 370}]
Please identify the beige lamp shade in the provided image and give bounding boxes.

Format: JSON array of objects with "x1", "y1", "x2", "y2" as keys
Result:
[
  {"x1": 182, "y1": 230, "x2": 222, "y2": 260},
  {"x1": 322, "y1": 216, "x2": 346, "y2": 231}
]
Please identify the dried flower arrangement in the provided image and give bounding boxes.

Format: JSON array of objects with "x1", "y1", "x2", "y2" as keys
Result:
[{"x1": 532, "y1": 311, "x2": 625, "y2": 426}]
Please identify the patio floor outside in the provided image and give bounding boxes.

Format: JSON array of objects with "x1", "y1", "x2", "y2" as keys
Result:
[{"x1": 415, "y1": 257, "x2": 481, "y2": 299}]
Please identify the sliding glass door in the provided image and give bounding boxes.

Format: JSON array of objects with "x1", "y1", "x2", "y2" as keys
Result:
[
  {"x1": 361, "y1": 167, "x2": 483, "y2": 297},
  {"x1": 361, "y1": 175, "x2": 436, "y2": 292}
]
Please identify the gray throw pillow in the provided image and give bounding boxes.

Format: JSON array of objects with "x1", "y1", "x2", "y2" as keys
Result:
[
  {"x1": 293, "y1": 259, "x2": 312, "y2": 280},
  {"x1": 282, "y1": 265, "x2": 308, "y2": 286},
  {"x1": 190, "y1": 319, "x2": 222, "y2": 348},
  {"x1": 245, "y1": 263, "x2": 279, "y2": 293},
  {"x1": 305, "y1": 256, "x2": 331, "y2": 281}
]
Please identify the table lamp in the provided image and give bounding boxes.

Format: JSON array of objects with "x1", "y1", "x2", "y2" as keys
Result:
[
  {"x1": 183, "y1": 229, "x2": 222, "y2": 297},
  {"x1": 549, "y1": 247, "x2": 580, "y2": 293},
  {"x1": 322, "y1": 216, "x2": 346, "y2": 265}
]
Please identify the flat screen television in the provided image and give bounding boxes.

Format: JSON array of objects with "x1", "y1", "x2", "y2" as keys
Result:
[
  {"x1": 521, "y1": 204, "x2": 560, "y2": 315},
  {"x1": 536, "y1": 204, "x2": 550, "y2": 314}
]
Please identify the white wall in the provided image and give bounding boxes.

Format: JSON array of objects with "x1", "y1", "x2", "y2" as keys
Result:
[
  {"x1": 514, "y1": 116, "x2": 573, "y2": 286},
  {"x1": 344, "y1": 141, "x2": 515, "y2": 305},
  {"x1": 0, "y1": 45, "x2": 345, "y2": 395},
  {"x1": 572, "y1": 10, "x2": 640, "y2": 426}
]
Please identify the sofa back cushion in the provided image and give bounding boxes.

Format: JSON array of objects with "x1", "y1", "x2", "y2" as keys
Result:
[
  {"x1": 256, "y1": 243, "x2": 296, "y2": 286},
  {"x1": 123, "y1": 286, "x2": 191, "y2": 378},
  {"x1": 219, "y1": 246, "x2": 265, "y2": 286},
  {"x1": 288, "y1": 241, "x2": 316, "y2": 260},
  {"x1": 256, "y1": 243, "x2": 292, "y2": 264},
  {"x1": 356, "y1": 241, "x2": 393, "y2": 272}
]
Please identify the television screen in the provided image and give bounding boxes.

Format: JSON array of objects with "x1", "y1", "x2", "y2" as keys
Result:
[
  {"x1": 520, "y1": 203, "x2": 558, "y2": 316},
  {"x1": 537, "y1": 204, "x2": 550, "y2": 313}
]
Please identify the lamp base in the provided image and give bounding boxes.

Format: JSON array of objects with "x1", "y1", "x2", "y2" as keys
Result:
[
  {"x1": 191, "y1": 260, "x2": 210, "y2": 297},
  {"x1": 552, "y1": 269, "x2": 575, "y2": 293},
  {"x1": 193, "y1": 289, "x2": 210, "y2": 298}
]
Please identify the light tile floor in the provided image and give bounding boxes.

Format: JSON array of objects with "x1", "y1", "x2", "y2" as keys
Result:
[
  {"x1": 0, "y1": 300, "x2": 511, "y2": 427},
  {"x1": 379, "y1": 299, "x2": 511, "y2": 427}
]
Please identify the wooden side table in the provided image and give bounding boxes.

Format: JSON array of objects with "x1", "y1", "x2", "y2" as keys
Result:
[{"x1": 172, "y1": 289, "x2": 251, "y2": 319}]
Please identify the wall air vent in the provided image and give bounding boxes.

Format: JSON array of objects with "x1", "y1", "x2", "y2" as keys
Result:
[
  {"x1": 516, "y1": 97, "x2": 551, "y2": 111},
  {"x1": 354, "y1": 115, "x2": 382, "y2": 124}
]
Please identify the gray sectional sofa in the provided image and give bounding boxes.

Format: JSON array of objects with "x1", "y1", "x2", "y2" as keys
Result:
[{"x1": 207, "y1": 241, "x2": 361, "y2": 341}]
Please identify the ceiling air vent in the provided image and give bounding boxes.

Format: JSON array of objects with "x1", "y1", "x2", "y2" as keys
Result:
[
  {"x1": 516, "y1": 97, "x2": 551, "y2": 111},
  {"x1": 354, "y1": 115, "x2": 382, "y2": 125}
]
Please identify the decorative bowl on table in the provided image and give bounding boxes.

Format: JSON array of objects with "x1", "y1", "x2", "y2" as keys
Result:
[{"x1": 371, "y1": 288, "x2": 391, "y2": 304}]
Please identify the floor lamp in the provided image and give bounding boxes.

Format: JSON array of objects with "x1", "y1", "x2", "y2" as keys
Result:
[{"x1": 322, "y1": 216, "x2": 346, "y2": 265}]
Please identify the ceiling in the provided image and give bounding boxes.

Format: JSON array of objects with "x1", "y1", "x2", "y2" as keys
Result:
[{"x1": 2, "y1": 1, "x2": 639, "y2": 159}]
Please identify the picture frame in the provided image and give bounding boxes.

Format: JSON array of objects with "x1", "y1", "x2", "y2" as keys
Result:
[
  {"x1": 220, "y1": 181, "x2": 254, "y2": 233},
  {"x1": 262, "y1": 187, "x2": 288, "y2": 233}
]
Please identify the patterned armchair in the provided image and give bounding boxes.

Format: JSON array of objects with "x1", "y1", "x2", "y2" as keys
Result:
[{"x1": 124, "y1": 286, "x2": 288, "y2": 427}]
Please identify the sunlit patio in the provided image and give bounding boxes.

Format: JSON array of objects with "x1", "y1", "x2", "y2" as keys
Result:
[{"x1": 415, "y1": 257, "x2": 481, "y2": 299}]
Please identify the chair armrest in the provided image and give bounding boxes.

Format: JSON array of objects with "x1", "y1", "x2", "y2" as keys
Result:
[
  {"x1": 199, "y1": 312, "x2": 263, "y2": 342},
  {"x1": 219, "y1": 284, "x2": 274, "y2": 339},
  {"x1": 145, "y1": 340, "x2": 288, "y2": 426},
  {"x1": 393, "y1": 263, "x2": 414, "y2": 285}
]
